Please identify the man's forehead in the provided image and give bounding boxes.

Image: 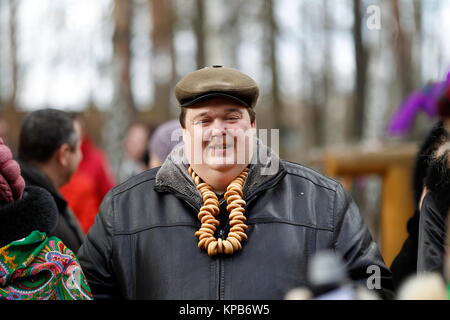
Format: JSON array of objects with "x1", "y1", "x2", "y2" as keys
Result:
[{"x1": 189, "y1": 105, "x2": 245, "y2": 118}]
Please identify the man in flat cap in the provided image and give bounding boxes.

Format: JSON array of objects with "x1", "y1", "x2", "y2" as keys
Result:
[{"x1": 78, "y1": 66, "x2": 392, "y2": 299}]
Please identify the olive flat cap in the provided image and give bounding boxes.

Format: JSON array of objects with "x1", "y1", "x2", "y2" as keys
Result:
[{"x1": 175, "y1": 66, "x2": 259, "y2": 108}]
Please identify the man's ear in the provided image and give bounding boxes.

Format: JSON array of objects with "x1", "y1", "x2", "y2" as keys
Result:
[
  {"x1": 182, "y1": 128, "x2": 190, "y2": 145},
  {"x1": 251, "y1": 120, "x2": 257, "y2": 129},
  {"x1": 56, "y1": 143, "x2": 70, "y2": 167}
]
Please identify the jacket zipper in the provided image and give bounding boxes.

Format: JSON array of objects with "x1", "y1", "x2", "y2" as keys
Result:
[
  {"x1": 218, "y1": 258, "x2": 224, "y2": 300},
  {"x1": 216, "y1": 254, "x2": 222, "y2": 300},
  {"x1": 214, "y1": 172, "x2": 286, "y2": 300},
  {"x1": 217, "y1": 229, "x2": 225, "y2": 300}
]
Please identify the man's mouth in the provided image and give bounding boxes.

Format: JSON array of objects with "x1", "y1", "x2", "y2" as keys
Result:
[{"x1": 209, "y1": 143, "x2": 232, "y2": 149}]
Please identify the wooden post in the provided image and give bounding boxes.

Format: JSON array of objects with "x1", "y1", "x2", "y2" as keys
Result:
[{"x1": 381, "y1": 165, "x2": 414, "y2": 266}]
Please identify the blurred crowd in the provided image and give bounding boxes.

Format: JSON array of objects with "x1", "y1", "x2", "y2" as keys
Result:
[{"x1": 0, "y1": 110, "x2": 181, "y2": 299}]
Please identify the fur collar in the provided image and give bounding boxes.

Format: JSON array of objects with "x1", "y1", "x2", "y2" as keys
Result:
[
  {"x1": 154, "y1": 137, "x2": 285, "y2": 208},
  {"x1": 413, "y1": 121, "x2": 448, "y2": 205},
  {"x1": 0, "y1": 186, "x2": 58, "y2": 247}
]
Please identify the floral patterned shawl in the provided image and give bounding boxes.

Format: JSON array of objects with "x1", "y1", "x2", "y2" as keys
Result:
[{"x1": 0, "y1": 231, "x2": 92, "y2": 300}]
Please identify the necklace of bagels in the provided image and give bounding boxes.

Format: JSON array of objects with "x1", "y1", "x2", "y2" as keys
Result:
[{"x1": 188, "y1": 166, "x2": 250, "y2": 256}]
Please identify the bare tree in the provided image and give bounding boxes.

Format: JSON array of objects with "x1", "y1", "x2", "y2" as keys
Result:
[
  {"x1": 392, "y1": 0, "x2": 414, "y2": 99},
  {"x1": 0, "y1": 1, "x2": 4, "y2": 108},
  {"x1": 263, "y1": 0, "x2": 283, "y2": 127},
  {"x1": 1, "y1": 0, "x2": 19, "y2": 111},
  {"x1": 298, "y1": 0, "x2": 312, "y2": 150},
  {"x1": 150, "y1": 0, "x2": 176, "y2": 122},
  {"x1": 222, "y1": 0, "x2": 246, "y2": 68},
  {"x1": 307, "y1": 1, "x2": 331, "y2": 148},
  {"x1": 412, "y1": 0, "x2": 422, "y2": 85},
  {"x1": 104, "y1": 0, "x2": 137, "y2": 179},
  {"x1": 193, "y1": 0, "x2": 206, "y2": 69},
  {"x1": 352, "y1": 0, "x2": 369, "y2": 141},
  {"x1": 113, "y1": 0, "x2": 137, "y2": 119},
  {"x1": 9, "y1": 0, "x2": 18, "y2": 110},
  {"x1": 0, "y1": 0, "x2": 20, "y2": 150}
]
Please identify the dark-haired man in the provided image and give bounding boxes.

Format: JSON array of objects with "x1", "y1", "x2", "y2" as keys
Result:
[{"x1": 18, "y1": 108, "x2": 84, "y2": 252}]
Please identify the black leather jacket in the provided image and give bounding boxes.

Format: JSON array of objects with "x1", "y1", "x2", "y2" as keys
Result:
[{"x1": 77, "y1": 143, "x2": 392, "y2": 299}]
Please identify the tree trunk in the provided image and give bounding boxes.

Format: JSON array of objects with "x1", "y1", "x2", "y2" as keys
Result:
[
  {"x1": 150, "y1": 0, "x2": 175, "y2": 122},
  {"x1": 298, "y1": 1, "x2": 321, "y2": 149},
  {"x1": 298, "y1": 1, "x2": 311, "y2": 150},
  {"x1": 412, "y1": 0, "x2": 422, "y2": 85},
  {"x1": 104, "y1": 0, "x2": 137, "y2": 180},
  {"x1": 392, "y1": 0, "x2": 413, "y2": 99},
  {"x1": 352, "y1": 0, "x2": 368, "y2": 141},
  {"x1": 0, "y1": 1, "x2": 5, "y2": 108},
  {"x1": 193, "y1": 0, "x2": 206, "y2": 69},
  {"x1": 223, "y1": 0, "x2": 245, "y2": 68},
  {"x1": 321, "y1": 0, "x2": 333, "y2": 146},
  {"x1": 8, "y1": 0, "x2": 18, "y2": 110},
  {"x1": 113, "y1": 0, "x2": 136, "y2": 119},
  {"x1": 263, "y1": 0, "x2": 286, "y2": 156},
  {"x1": 264, "y1": 0, "x2": 282, "y2": 126}
]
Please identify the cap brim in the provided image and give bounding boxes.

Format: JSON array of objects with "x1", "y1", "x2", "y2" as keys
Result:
[{"x1": 180, "y1": 92, "x2": 250, "y2": 108}]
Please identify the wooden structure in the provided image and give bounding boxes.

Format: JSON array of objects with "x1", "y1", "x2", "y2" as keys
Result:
[{"x1": 323, "y1": 143, "x2": 417, "y2": 267}]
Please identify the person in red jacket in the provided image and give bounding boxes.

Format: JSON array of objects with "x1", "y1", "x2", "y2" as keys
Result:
[{"x1": 60, "y1": 117, "x2": 115, "y2": 234}]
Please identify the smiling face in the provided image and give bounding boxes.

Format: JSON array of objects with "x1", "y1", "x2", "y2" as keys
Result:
[{"x1": 182, "y1": 97, "x2": 256, "y2": 172}]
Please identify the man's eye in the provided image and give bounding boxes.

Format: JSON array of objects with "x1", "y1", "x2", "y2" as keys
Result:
[
  {"x1": 227, "y1": 117, "x2": 239, "y2": 121},
  {"x1": 195, "y1": 119, "x2": 210, "y2": 125}
]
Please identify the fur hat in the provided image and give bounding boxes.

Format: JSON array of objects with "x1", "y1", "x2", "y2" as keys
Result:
[{"x1": 0, "y1": 138, "x2": 25, "y2": 204}]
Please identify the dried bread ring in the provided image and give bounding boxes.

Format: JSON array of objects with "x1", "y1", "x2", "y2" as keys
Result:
[{"x1": 222, "y1": 240, "x2": 234, "y2": 255}]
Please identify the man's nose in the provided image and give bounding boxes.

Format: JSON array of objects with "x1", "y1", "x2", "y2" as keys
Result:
[{"x1": 210, "y1": 119, "x2": 227, "y2": 136}]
